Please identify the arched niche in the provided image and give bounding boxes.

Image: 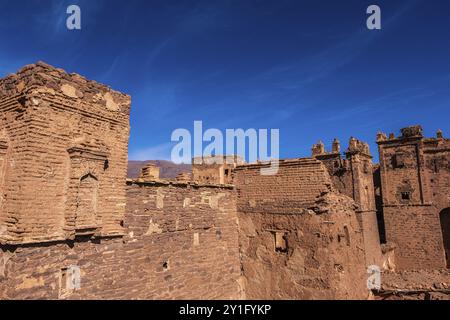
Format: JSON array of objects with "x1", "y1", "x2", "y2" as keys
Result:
[
  {"x1": 75, "y1": 173, "x2": 99, "y2": 233},
  {"x1": 66, "y1": 142, "x2": 109, "y2": 237}
]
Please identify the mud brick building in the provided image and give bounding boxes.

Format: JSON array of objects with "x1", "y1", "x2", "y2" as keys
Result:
[
  {"x1": 192, "y1": 155, "x2": 244, "y2": 185},
  {"x1": 139, "y1": 163, "x2": 160, "y2": 181},
  {"x1": 1, "y1": 62, "x2": 450, "y2": 300}
]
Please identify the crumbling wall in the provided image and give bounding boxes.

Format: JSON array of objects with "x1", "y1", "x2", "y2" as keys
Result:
[
  {"x1": 235, "y1": 159, "x2": 368, "y2": 300},
  {"x1": 0, "y1": 182, "x2": 241, "y2": 299},
  {"x1": 375, "y1": 270, "x2": 450, "y2": 300}
]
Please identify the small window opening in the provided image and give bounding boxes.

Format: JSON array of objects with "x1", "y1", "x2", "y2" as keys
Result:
[
  {"x1": 363, "y1": 161, "x2": 370, "y2": 173},
  {"x1": 393, "y1": 154, "x2": 405, "y2": 169},
  {"x1": 432, "y1": 159, "x2": 442, "y2": 173},
  {"x1": 344, "y1": 226, "x2": 350, "y2": 246},
  {"x1": 59, "y1": 266, "x2": 81, "y2": 298},
  {"x1": 401, "y1": 192, "x2": 411, "y2": 200},
  {"x1": 274, "y1": 231, "x2": 288, "y2": 253}
]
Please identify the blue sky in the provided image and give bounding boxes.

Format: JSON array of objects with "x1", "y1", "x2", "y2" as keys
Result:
[{"x1": 1, "y1": 0, "x2": 450, "y2": 162}]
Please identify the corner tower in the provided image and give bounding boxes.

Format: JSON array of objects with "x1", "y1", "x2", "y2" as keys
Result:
[
  {"x1": 313, "y1": 137, "x2": 382, "y2": 266},
  {"x1": 377, "y1": 126, "x2": 450, "y2": 270}
]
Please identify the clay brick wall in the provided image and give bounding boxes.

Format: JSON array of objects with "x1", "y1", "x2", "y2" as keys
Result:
[
  {"x1": 0, "y1": 182, "x2": 241, "y2": 299},
  {"x1": 315, "y1": 154, "x2": 354, "y2": 199},
  {"x1": 0, "y1": 62, "x2": 130, "y2": 244},
  {"x1": 123, "y1": 181, "x2": 241, "y2": 300},
  {"x1": 382, "y1": 205, "x2": 444, "y2": 270},
  {"x1": 235, "y1": 159, "x2": 369, "y2": 299},
  {"x1": 192, "y1": 164, "x2": 225, "y2": 185},
  {"x1": 235, "y1": 158, "x2": 333, "y2": 213}
]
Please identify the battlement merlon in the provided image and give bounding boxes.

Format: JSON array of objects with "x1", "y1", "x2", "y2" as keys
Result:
[
  {"x1": 345, "y1": 137, "x2": 372, "y2": 158},
  {"x1": 377, "y1": 125, "x2": 449, "y2": 146},
  {"x1": 0, "y1": 61, "x2": 131, "y2": 121},
  {"x1": 140, "y1": 163, "x2": 160, "y2": 180},
  {"x1": 311, "y1": 140, "x2": 326, "y2": 157},
  {"x1": 312, "y1": 137, "x2": 371, "y2": 159}
]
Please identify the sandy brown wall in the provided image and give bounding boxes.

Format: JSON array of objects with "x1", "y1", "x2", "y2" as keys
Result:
[{"x1": 0, "y1": 182, "x2": 241, "y2": 299}]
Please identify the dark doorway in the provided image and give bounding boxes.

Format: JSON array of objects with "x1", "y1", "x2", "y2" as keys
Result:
[
  {"x1": 373, "y1": 166, "x2": 386, "y2": 243},
  {"x1": 440, "y1": 208, "x2": 450, "y2": 268}
]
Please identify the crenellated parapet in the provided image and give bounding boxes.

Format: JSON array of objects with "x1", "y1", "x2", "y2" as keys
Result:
[{"x1": 346, "y1": 137, "x2": 371, "y2": 158}]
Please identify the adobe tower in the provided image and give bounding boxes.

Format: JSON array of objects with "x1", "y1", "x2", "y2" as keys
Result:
[
  {"x1": 0, "y1": 62, "x2": 131, "y2": 244},
  {"x1": 377, "y1": 126, "x2": 450, "y2": 270}
]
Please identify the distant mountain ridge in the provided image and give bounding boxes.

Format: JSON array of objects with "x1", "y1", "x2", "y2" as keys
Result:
[{"x1": 127, "y1": 160, "x2": 191, "y2": 179}]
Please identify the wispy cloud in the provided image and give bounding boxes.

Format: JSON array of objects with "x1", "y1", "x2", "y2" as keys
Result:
[
  {"x1": 129, "y1": 142, "x2": 175, "y2": 161},
  {"x1": 144, "y1": 38, "x2": 174, "y2": 68},
  {"x1": 254, "y1": 1, "x2": 420, "y2": 93}
]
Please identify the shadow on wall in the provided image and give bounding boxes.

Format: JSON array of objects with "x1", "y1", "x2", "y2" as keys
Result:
[{"x1": 440, "y1": 208, "x2": 450, "y2": 269}]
